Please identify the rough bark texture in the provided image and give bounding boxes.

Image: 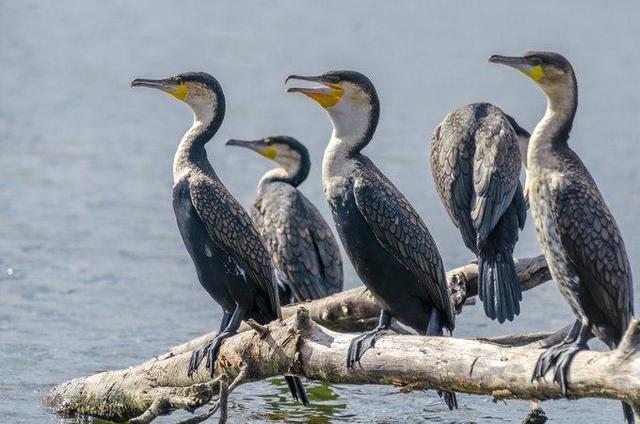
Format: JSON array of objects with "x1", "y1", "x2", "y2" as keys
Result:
[{"x1": 44, "y1": 255, "x2": 639, "y2": 422}]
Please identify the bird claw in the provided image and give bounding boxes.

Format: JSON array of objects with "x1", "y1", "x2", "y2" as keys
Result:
[
  {"x1": 188, "y1": 339, "x2": 213, "y2": 377},
  {"x1": 553, "y1": 344, "x2": 581, "y2": 395},
  {"x1": 532, "y1": 341, "x2": 585, "y2": 395},
  {"x1": 346, "y1": 328, "x2": 389, "y2": 369},
  {"x1": 187, "y1": 334, "x2": 229, "y2": 378}
]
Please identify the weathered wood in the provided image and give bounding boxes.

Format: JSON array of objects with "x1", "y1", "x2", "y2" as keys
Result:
[
  {"x1": 52, "y1": 254, "x2": 631, "y2": 423},
  {"x1": 44, "y1": 308, "x2": 640, "y2": 422}
]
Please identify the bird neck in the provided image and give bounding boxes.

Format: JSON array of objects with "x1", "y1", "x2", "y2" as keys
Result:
[
  {"x1": 173, "y1": 99, "x2": 225, "y2": 183},
  {"x1": 325, "y1": 99, "x2": 379, "y2": 156},
  {"x1": 259, "y1": 158, "x2": 309, "y2": 189},
  {"x1": 528, "y1": 74, "x2": 578, "y2": 166}
]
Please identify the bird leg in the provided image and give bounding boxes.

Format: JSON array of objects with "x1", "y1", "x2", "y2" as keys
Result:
[
  {"x1": 532, "y1": 319, "x2": 591, "y2": 395},
  {"x1": 346, "y1": 310, "x2": 392, "y2": 369},
  {"x1": 188, "y1": 306, "x2": 244, "y2": 378},
  {"x1": 217, "y1": 312, "x2": 231, "y2": 333}
]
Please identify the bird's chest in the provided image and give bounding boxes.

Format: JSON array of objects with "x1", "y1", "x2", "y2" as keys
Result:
[
  {"x1": 528, "y1": 171, "x2": 581, "y2": 300},
  {"x1": 323, "y1": 175, "x2": 353, "y2": 211},
  {"x1": 322, "y1": 152, "x2": 356, "y2": 212}
]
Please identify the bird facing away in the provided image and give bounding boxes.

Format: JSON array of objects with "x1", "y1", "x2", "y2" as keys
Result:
[
  {"x1": 431, "y1": 103, "x2": 529, "y2": 323},
  {"x1": 131, "y1": 72, "x2": 307, "y2": 405},
  {"x1": 491, "y1": 52, "x2": 635, "y2": 423},
  {"x1": 286, "y1": 71, "x2": 457, "y2": 410},
  {"x1": 226, "y1": 136, "x2": 343, "y2": 304}
]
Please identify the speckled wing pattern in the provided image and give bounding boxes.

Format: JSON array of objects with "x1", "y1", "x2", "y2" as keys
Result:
[
  {"x1": 553, "y1": 154, "x2": 634, "y2": 335},
  {"x1": 189, "y1": 173, "x2": 280, "y2": 316},
  {"x1": 471, "y1": 116, "x2": 522, "y2": 244},
  {"x1": 431, "y1": 104, "x2": 522, "y2": 250},
  {"x1": 353, "y1": 166, "x2": 455, "y2": 331},
  {"x1": 252, "y1": 183, "x2": 343, "y2": 302},
  {"x1": 430, "y1": 115, "x2": 476, "y2": 252}
]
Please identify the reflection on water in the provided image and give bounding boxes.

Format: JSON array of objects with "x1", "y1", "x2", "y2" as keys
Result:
[
  {"x1": 1, "y1": 0, "x2": 639, "y2": 423},
  {"x1": 257, "y1": 379, "x2": 350, "y2": 423}
]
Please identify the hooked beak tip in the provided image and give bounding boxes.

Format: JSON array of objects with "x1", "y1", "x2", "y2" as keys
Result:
[
  {"x1": 226, "y1": 139, "x2": 259, "y2": 149},
  {"x1": 488, "y1": 54, "x2": 525, "y2": 67}
]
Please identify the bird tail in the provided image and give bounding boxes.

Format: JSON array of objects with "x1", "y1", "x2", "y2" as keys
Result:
[
  {"x1": 284, "y1": 375, "x2": 309, "y2": 406},
  {"x1": 622, "y1": 401, "x2": 636, "y2": 424},
  {"x1": 477, "y1": 249, "x2": 522, "y2": 323}
]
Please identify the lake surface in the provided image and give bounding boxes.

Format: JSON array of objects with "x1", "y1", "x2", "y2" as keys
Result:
[{"x1": 1, "y1": 1, "x2": 639, "y2": 422}]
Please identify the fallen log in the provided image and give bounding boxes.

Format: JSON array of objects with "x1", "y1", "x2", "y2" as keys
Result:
[
  {"x1": 50, "y1": 254, "x2": 619, "y2": 423},
  {"x1": 44, "y1": 308, "x2": 640, "y2": 422}
]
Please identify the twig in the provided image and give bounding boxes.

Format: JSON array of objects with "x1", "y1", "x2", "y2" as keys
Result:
[
  {"x1": 218, "y1": 380, "x2": 229, "y2": 424},
  {"x1": 176, "y1": 365, "x2": 249, "y2": 424},
  {"x1": 246, "y1": 319, "x2": 270, "y2": 338},
  {"x1": 129, "y1": 397, "x2": 171, "y2": 424}
]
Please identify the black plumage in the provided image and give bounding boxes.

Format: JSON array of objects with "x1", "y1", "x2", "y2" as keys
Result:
[
  {"x1": 132, "y1": 72, "x2": 307, "y2": 405},
  {"x1": 431, "y1": 103, "x2": 528, "y2": 322},
  {"x1": 491, "y1": 51, "x2": 634, "y2": 423},
  {"x1": 287, "y1": 70, "x2": 456, "y2": 410},
  {"x1": 227, "y1": 136, "x2": 343, "y2": 304}
]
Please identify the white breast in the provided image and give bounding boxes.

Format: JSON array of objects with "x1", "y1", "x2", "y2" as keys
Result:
[{"x1": 322, "y1": 136, "x2": 356, "y2": 205}]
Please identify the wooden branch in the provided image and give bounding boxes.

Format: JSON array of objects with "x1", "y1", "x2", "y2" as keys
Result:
[
  {"x1": 44, "y1": 308, "x2": 640, "y2": 422},
  {"x1": 43, "y1": 255, "x2": 564, "y2": 422}
]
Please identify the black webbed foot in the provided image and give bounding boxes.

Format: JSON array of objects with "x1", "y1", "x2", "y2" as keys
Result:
[
  {"x1": 187, "y1": 331, "x2": 234, "y2": 378},
  {"x1": 532, "y1": 340, "x2": 587, "y2": 395},
  {"x1": 346, "y1": 328, "x2": 390, "y2": 369}
]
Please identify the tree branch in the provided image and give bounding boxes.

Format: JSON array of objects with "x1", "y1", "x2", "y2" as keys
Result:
[
  {"x1": 44, "y1": 308, "x2": 640, "y2": 422},
  {"x1": 46, "y1": 254, "x2": 595, "y2": 423}
]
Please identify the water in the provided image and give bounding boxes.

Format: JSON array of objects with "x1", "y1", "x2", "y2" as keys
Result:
[{"x1": 1, "y1": 1, "x2": 639, "y2": 422}]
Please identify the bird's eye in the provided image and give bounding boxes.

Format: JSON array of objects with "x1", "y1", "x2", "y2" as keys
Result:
[
  {"x1": 175, "y1": 76, "x2": 184, "y2": 84},
  {"x1": 325, "y1": 75, "x2": 340, "y2": 84},
  {"x1": 528, "y1": 57, "x2": 542, "y2": 66}
]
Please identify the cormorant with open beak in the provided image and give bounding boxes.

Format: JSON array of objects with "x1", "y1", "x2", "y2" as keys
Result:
[
  {"x1": 287, "y1": 71, "x2": 457, "y2": 410},
  {"x1": 491, "y1": 52, "x2": 635, "y2": 423},
  {"x1": 431, "y1": 103, "x2": 530, "y2": 323},
  {"x1": 226, "y1": 136, "x2": 343, "y2": 304},
  {"x1": 132, "y1": 72, "x2": 307, "y2": 405}
]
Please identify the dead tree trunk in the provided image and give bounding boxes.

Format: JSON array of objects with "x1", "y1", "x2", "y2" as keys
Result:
[{"x1": 44, "y1": 255, "x2": 640, "y2": 422}]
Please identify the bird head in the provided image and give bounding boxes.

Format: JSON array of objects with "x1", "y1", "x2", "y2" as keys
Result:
[
  {"x1": 226, "y1": 136, "x2": 310, "y2": 184},
  {"x1": 489, "y1": 51, "x2": 575, "y2": 98},
  {"x1": 285, "y1": 71, "x2": 379, "y2": 143},
  {"x1": 131, "y1": 72, "x2": 224, "y2": 122}
]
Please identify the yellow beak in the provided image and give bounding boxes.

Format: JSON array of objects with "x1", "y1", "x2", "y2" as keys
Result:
[{"x1": 285, "y1": 75, "x2": 344, "y2": 108}]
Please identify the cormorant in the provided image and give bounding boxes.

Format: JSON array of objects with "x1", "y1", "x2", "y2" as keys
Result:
[
  {"x1": 490, "y1": 52, "x2": 635, "y2": 422},
  {"x1": 431, "y1": 103, "x2": 530, "y2": 322},
  {"x1": 286, "y1": 71, "x2": 457, "y2": 410},
  {"x1": 226, "y1": 136, "x2": 343, "y2": 304},
  {"x1": 131, "y1": 72, "x2": 308, "y2": 405}
]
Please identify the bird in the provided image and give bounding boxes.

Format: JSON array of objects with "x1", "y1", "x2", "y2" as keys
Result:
[
  {"x1": 430, "y1": 103, "x2": 530, "y2": 323},
  {"x1": 286, "y1": 70, "x2": 457, "y2": 410},
  {"x1": 131, "y1": 72, "x2": 308, "y2": 405},
  {"x1": 225, "y1": 136, "x2": 343, "y2": 304},
  {"x1": 490, "y1": 51, "x2": 635, "y2": 423}
]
